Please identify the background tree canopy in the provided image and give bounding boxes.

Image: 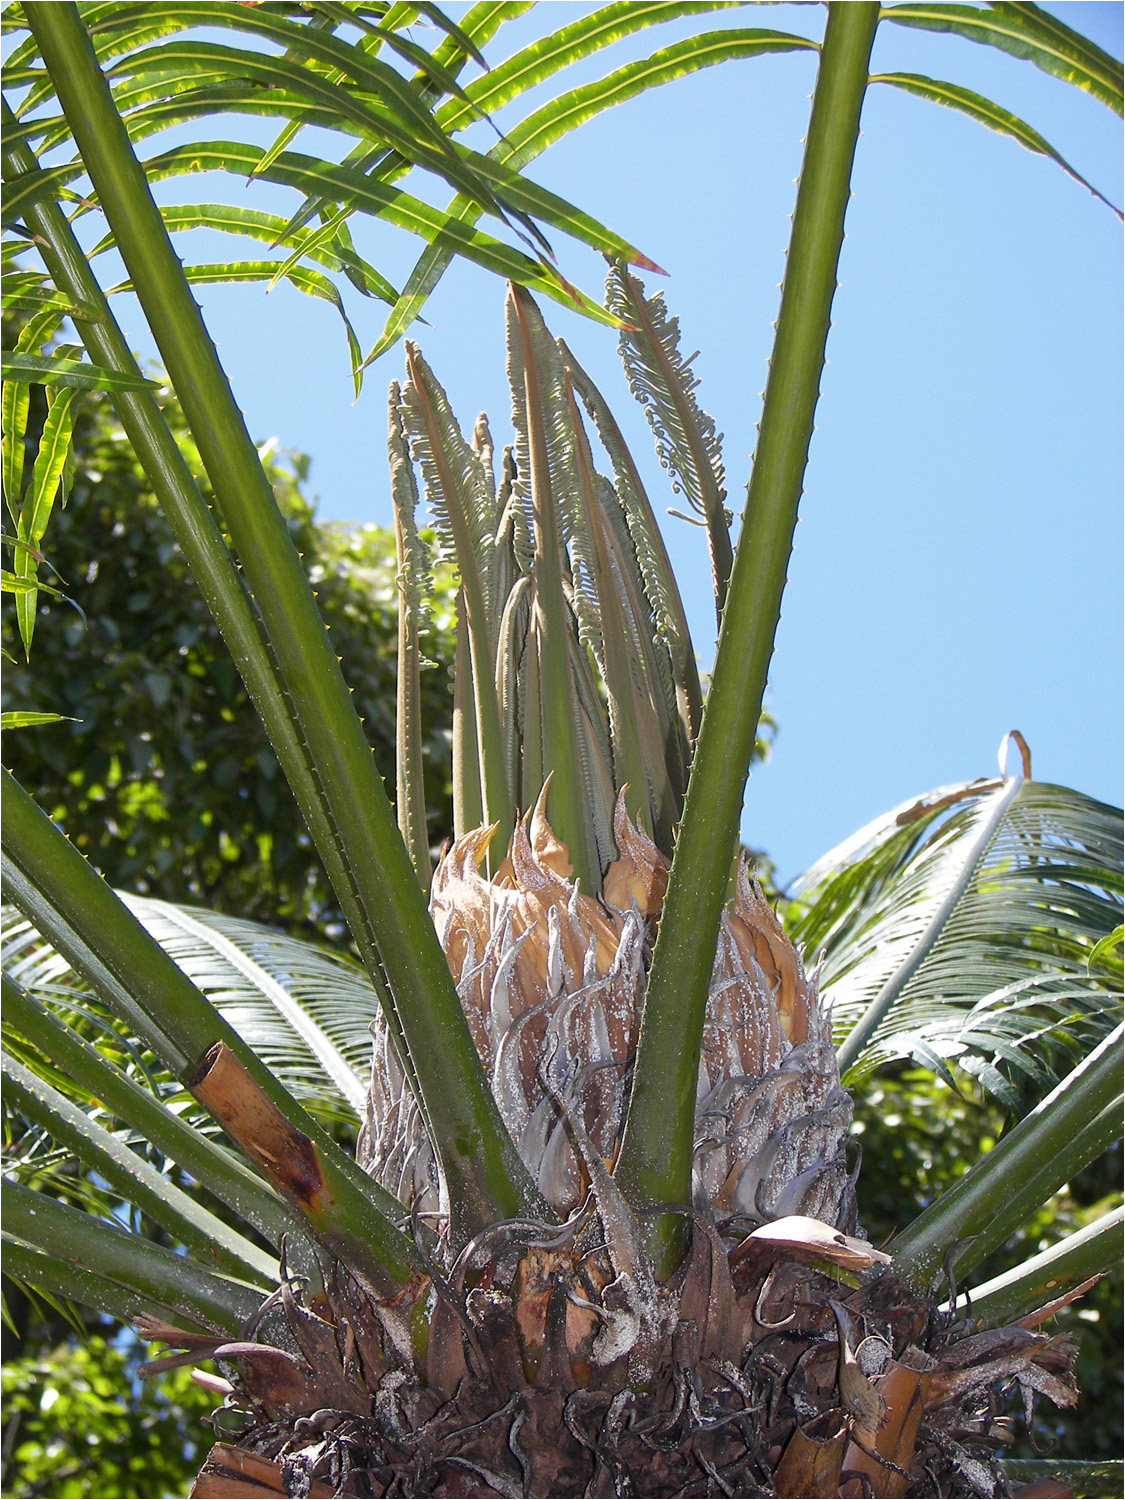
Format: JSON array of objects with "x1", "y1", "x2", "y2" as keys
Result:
[{"x1": 1, "y1": 385, "x2": 457, "y2": 941}]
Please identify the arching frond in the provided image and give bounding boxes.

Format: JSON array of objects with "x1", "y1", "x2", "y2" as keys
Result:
[
  {"x1": 3, "y1": 898, "x2": 381, "y2": 1126},
  {"x1": 790, "y1": 776, "x2": 1123, "y2": 1109}
]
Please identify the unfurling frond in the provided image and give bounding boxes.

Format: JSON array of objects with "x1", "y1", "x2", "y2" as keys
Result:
[
  {"x1": 607, "y1": 264, "x2": 732, "y2": 622},
  {"x1": 399, "y1": 345, "x2": 499, "y2": 634},
  {"x1": 389, "y1": 382, "x2": 431, "y2": 883}
]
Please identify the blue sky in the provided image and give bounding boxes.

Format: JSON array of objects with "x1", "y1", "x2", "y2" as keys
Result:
[{"x1": 61, "y1": 2, "x2": 1125, "y2": 881}]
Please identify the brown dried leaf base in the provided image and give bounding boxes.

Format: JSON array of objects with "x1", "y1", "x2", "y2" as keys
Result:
[
  {"x1": 180, "y1": 1236, "x2": 1078, "y2": 1499},
  {"x1": 191, "y1": 1442, "x2": 335, "y2": 1498}
]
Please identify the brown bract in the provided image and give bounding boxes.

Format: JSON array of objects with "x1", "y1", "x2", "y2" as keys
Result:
[{"x1": 365, "y1": 792, "x2": 855, "y2": 1229}]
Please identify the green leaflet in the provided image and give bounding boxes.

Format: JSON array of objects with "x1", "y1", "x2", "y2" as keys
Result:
[
  {"x1": 1, "y1": 350, "x2": 158, "y2": 391},
  {"x1": 14, "y1": 381, "x2": 82, "y2": 654},
  {"x1": 139, "y1": 139, "x2": 618, "y2": 329},
  {"x1": 882, "y1": 2, "x2": 1124, "y2": 116},
  {"x1": 873, "y1": 71, "x2": 1123, "y2": 217},
  {"x1": 0, "y1": 710, "x2": 76, "y2": 728},
  {"x1": 436, "y1": 4, "x2": 772, "y2": 132},
  {"x1": 91, "y1": 202, "x2": 400, "y2": 305},
  {"x1": 2, "y1": 370, "x2": 30, "y2": 512},
  {"x1": 0, "y1": 161, "x2": 79, "y2": 227}
]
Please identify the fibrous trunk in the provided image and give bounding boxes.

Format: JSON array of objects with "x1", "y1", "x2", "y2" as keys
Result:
[{"x1": 175, "y1": 808, "x2": 1076, "y2": 1498}]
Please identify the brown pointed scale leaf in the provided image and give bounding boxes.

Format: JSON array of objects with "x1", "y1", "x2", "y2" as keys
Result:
[
  {"x1": 527, "y1": 777, "x2": 574, "y2": 879},
  {"x1": 602, "y1": 790, "x2": 669, "y2": 919},
  {"x1": 674, "y1": 1210, "x2": 745, "y2": 1365},
  {"x1": 724, "y1": 861, "x2": 809, "y2": 1045},
  {"x1": 378, "y1": 802, "x2": 652, "y2": 1213},
  {"x1": 1017, "y1": 1273, "x2": 1105, "y2": 1329},
  {"x1": 830, "y1": 1299, "x2": 888, "y2": 1452}
]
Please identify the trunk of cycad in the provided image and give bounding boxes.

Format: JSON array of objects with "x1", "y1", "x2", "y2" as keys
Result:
[{"x1": 189, "y1": 790, "x2": 1077, "y2": 1497}]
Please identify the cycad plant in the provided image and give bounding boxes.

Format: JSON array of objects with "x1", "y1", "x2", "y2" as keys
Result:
[{"x1": 2, "y1": 3, "x2": 1122, "y2": 1497}]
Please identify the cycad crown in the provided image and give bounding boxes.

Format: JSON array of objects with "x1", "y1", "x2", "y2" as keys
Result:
[{"x1": 334, "y1": 283, "x2": 1077, "y2": 1499}]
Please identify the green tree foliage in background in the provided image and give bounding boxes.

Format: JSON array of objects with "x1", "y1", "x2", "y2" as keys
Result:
[
  {"x1": 1, "y1": 388, "x2": 457, "y2": 939},
  {"x1": 0, "y1": 1333, "x2": 216, "y2": 1500}
]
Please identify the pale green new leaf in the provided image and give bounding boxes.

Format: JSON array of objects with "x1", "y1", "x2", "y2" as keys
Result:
[
  {"x1": 399, "y1": 344, "x2": 512, "y2": 858},
  {"x1": 388, "y1": 380, "x2": 432, "y2": 885},
  {"x1": 506, "y1": 284, "x2": 602, "y2": 891},
  {"x1": 561, "y1": 339, "x2": 702, "y2": 748}
]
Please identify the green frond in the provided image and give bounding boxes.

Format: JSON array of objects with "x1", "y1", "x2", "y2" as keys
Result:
[{"x1": 792, "y1": 774, "x2": 1124, "y2": 1106}]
